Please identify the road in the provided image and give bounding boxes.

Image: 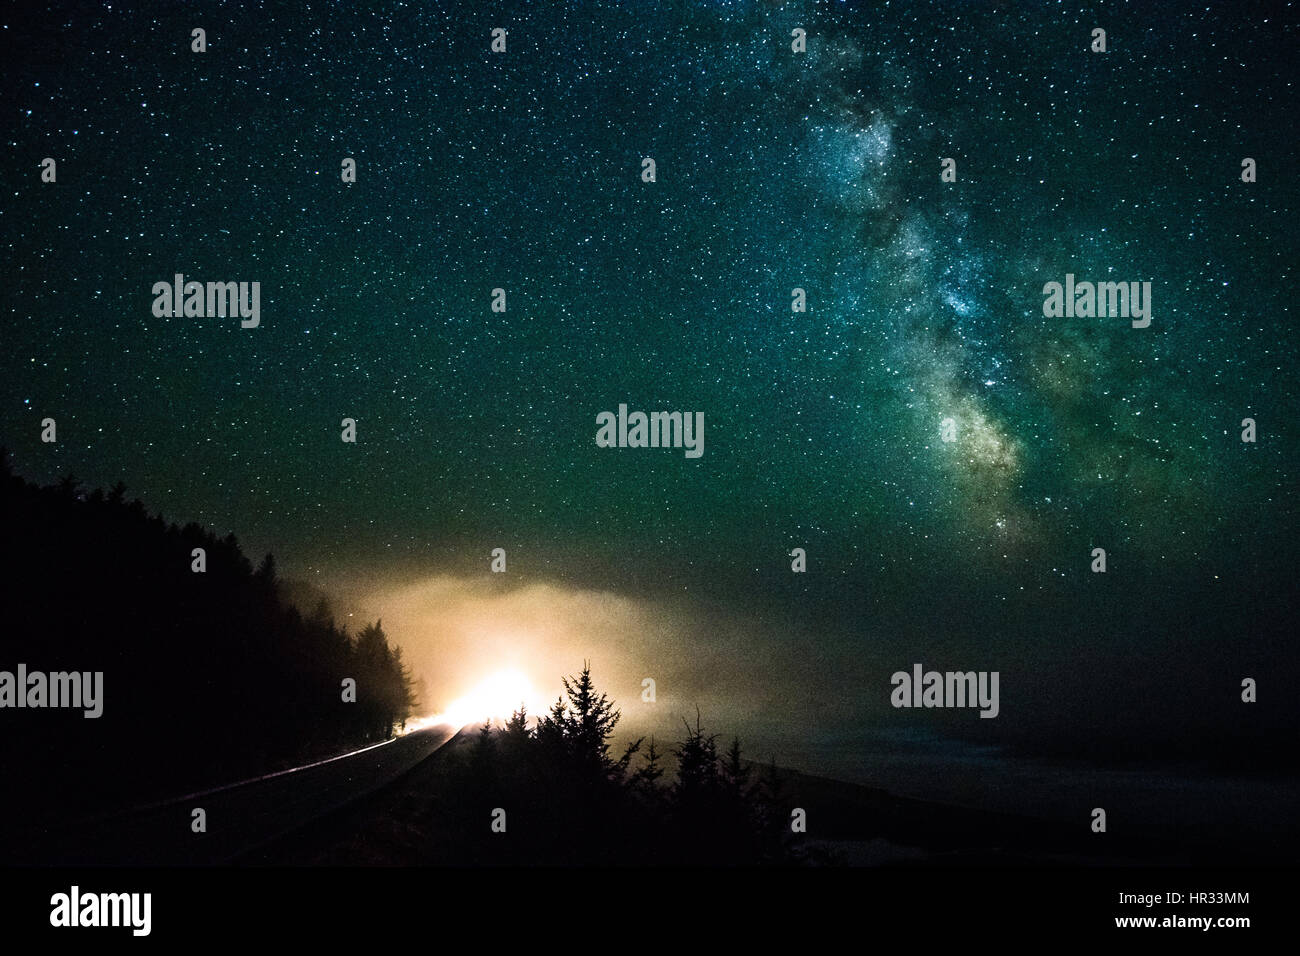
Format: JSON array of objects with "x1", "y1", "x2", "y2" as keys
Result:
[{"x1": 17, "y1": 724, "x2": 458, "y2": 865}]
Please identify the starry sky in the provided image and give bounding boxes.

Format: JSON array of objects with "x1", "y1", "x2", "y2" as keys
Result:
[{"x1": 3, "y1": 1, "x2": 1298, "y2": 817}]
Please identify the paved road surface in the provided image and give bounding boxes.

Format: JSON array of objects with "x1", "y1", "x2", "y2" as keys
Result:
[{"x1": 17, "y1": 724, "x2": 457, "y2": 865}]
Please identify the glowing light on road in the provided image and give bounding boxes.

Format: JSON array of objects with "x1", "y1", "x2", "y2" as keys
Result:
[{"x1": 401, "y1": 669, "x2": 544, "y2": 732}]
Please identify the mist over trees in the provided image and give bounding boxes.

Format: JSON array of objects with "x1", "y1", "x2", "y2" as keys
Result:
[
  {"x1": 0, "y1": 451, "x2": 416, "y2": 827},
  {"x1": 455, "y1": 662, "x2": 791, "y2": 865}
]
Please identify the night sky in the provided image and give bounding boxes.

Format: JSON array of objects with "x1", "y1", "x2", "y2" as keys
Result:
[{"x1": 4, "y1": 1, "x2": 1297, "y2": 825}]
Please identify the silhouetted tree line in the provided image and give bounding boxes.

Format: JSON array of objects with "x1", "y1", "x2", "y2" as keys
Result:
[
  {"x1": 0, "y1": 451, "x2": 416, "y2": 828},
  {"x1": 452, "y1": 662, "x2": 791, "y2": 864}
]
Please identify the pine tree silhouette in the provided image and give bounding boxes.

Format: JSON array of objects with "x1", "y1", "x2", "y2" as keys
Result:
[{"x1": 0, "y1": 459, "x2": 419, "y2": 836}]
